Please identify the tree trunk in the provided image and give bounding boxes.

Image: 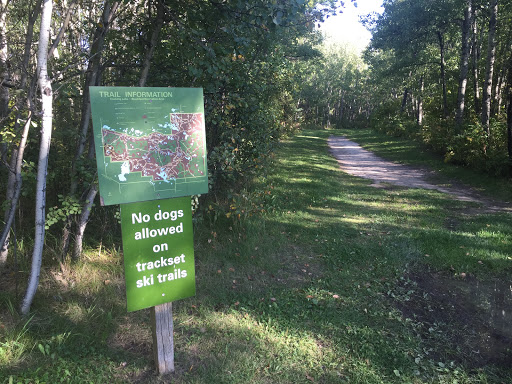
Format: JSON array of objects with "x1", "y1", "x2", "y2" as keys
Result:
[
  {"x1": 455, "y1": 0, "x2": 472, "y2": 129},
  {"x1": 437, "y1": 31, "x2": 448, "y2": 119},
  {"x1": 495, "y1": 71, "x2": 504, "y2": 117},
  {"x1": 481, "y1": 0, "x2": 497, "y2": 135},
  {"x1": 472, "y1": 7, "x2": 481, "y2": 115},
  {"x1": 71, "y1": 0, "x2": 164, "y2": 260},
  {"x1": 138, "y1": 0, "x2": 164, "y2": 87},
  {"x1": 20, "y1": 0, "x2": 53, "y2": 316},
  {"x1": 62, "y1": 0, "x2": 119, "y2": 260},
  {"x1": 1, "y1": 0, "x2": 41, "y2": 265},
  {"x1": 0, "y1": 0, "x2": 8, "y2": 123},
  {"x1": 72, "y1": 184, "x2": 98, "y2": 260},
  {"x1": 507, "y1": 56, "x2": 512, "y2": 168},
  {"x1": 48, "y1": 0, "x2": 77, "y2": 59},
  {"x1": 417, "y1": 75, "x2": 424, "y2": 126},
  {"x1": 0, "y1": 115, "x2": 32, "y2": 265},
  {"x1": 508, "y1": 89, "x2": 512, "y2": 169},
  {"x1": 0, "y1": 0, "x2": 9, "y2": 264},
  {"x1": 400, "y1": 87, "x2": 408, "y2": 114}
]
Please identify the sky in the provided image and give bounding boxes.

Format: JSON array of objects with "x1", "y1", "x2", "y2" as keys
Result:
[{"x1": 318, "y1": 0, "x2": 384, "y2": 52}]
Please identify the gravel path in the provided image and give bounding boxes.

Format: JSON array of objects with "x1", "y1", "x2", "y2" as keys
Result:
[{"x1": 328, "y1": 135, "x2": 510, "y2": 212}]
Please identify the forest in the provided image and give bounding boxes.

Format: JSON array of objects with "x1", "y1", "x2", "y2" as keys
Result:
[{"x1": 1, "y1": 0, "x2": 511, "y2": 382}]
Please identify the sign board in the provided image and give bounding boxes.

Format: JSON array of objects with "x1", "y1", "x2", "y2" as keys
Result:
[
  {"x1": 120, "y1": 197, "x2": 196, "y2": 312},
  {"x1": 90, "y1": 87, "x2": 208, "y2": 206}
]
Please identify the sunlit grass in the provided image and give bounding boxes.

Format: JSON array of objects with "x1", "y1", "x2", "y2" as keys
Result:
[{"x1": 2, "y1": 128, "x2": 511, "y2": 383}]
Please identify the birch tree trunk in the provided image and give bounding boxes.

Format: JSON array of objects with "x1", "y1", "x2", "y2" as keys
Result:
[
  {"x1": 20, "y1": 0, "x2": 53, "y2": 316},
  {"x1": 481, "y1": 0, "x2": 497, "y2": 135},
  {"x1": 455, "y1": 0, "x2": 472, "y2": 129},
  {"x1": 417, "y1": 75, "x2": 424, "y2": 126},
  {"x1": 72, "y1": 184, "x2": 97, "y2": 260}
]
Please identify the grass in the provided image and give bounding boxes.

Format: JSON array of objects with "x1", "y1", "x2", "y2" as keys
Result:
[
  {"x1": 339, "y1": 128, "x2": 512, "y2": 202},
  {"x1": 1, "y1": 127, "x2": 511, "y2": 383}
]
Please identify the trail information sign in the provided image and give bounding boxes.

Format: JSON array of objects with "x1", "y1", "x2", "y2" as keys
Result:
[
  {"x1": 120, "y1": 197, "x2": 196, "y2": 312},
  {"x1": 90, "y1": 86, "x2": 206, "y2": 373},
  {"x1": 90, "y1": 87, "x2": 208, "y2": 206}
]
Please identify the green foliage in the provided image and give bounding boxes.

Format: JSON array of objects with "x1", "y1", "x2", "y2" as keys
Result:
[
  {"x1": 0, "y1": 0, "x2": 339, "y2": 266},
  {"x1": 370, "y1": 102, "x2": 419, "y2": 138},
  {"x1": 445, "y1": 121, "x2": 511, "y2": 176},
  {"x1": 300, "y1": 41, "x2": 368, "y2": 128},
  {"x1": 45, "y1": 195, "x2": 82, "y2": 230}
]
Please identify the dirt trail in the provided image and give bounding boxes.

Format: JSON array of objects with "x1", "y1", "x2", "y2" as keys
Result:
[
  {"x1": 328, "y1": 135, "x2": 511, "y2": 213},
  {"x1": 329, "y1": 135, "x2": 512, "y2": 368}
]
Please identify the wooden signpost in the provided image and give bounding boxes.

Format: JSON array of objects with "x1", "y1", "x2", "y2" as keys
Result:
[
  {"x1": 90, "y1": 87, "x2": 208, "y2": 374},
  {"x1": 151, "y1": 302, "x2": 174, "y2": 373}
]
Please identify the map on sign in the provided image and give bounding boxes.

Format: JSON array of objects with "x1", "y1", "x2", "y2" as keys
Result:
[{"x1": 90, "y1": 87, "x2": 208, "y2": 206}]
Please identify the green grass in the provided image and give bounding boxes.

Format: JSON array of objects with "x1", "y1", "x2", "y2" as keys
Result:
[
  {"x1": 339, "y1": 127, "x2": 512, "y2": 202},
  {"x1": 1, "y1": 128, "x2": 511, "y2": 383}
]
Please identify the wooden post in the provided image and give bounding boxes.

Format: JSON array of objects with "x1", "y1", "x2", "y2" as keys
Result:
[{"x1": 151, "y1": 302, "x2": 174, "y2": 374}]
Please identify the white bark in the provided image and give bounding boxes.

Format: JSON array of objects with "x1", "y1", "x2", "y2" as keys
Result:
[
  {"x1": 21, "y1": 0, "x2": 53, "y2": 316},
  {"x1": 417, "y1": 75, "x2": 424, "y2": 126},
  {"x1": 72, "y1": 184, "x2": 97, "y2": 260}
]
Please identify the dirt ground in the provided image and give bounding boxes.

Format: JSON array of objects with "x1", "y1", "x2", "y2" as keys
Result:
[
  {"x1": 328, "y1": 136, "x2": 511, "y2": 213},
  {"x1": 328, "y1": 135, "x2": 512, "y2": 369}
]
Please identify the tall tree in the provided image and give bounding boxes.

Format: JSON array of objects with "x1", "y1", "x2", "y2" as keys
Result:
[
  {"x1": 471, "y1": 5, "x2": 481, "y2": 115},
  {"x1": 481, "y1": 0, "x2": 498, "y2": 134},
  {"x1": 437, "y1": 30, "x2": 448, "y2": 119},
  {"x1": 21, "y1": 0, "x2": 53, "y2": 316},
  {"x1": 507, "y1": 54, "x2": 512, "y2": 165},
  {"x1": 455, "y1": 0, "x2": 473, "y2": 128}
]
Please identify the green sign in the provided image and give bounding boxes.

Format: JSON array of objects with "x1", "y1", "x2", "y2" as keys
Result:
[
  {"x1": 90, "y1": 87, "x2": 208, "y2": 206},
  {"x1": 120, "y1": 197, "x2": 196, "y2": 312}
]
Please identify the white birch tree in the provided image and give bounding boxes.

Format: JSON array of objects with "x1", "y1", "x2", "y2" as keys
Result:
[{"x1": 20, "y1": 0, "x2": 53, "y2": 316}]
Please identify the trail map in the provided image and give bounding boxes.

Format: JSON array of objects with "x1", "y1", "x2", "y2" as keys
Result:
[{"x1": 90, "y1": 87, "x2": 208, "y2": 205}]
